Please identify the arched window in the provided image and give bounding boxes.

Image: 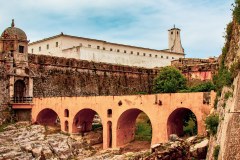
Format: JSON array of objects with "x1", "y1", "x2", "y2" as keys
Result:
[
  {"x1": 65, "y1": 121, "x2": 69, "y2": 132},
  {"x1": 107, "y1": 109, "x2": 112, "y2": 117},
  {"x1": 14, "y1": 80, "x2": 26, "y2": 98}
]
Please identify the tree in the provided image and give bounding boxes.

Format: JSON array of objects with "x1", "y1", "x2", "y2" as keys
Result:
[{"x1": 153, "y1": 66, "x2": 187, "y2": 93}]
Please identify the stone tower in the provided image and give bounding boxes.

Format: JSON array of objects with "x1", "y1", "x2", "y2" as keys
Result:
[
  {"x1": 0, "y1": 19, "x2": 33, "y2": 121},
  {"x1": 168, "y1": 26, "x2": 184, "y2": 54}
]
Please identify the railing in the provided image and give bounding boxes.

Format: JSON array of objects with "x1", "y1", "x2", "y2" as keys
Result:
[{"x1": 11, "y1": 97, "x2": 33, "y2": 103}]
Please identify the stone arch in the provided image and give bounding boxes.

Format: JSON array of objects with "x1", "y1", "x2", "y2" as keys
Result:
[
  {"x1": 116, "y1": 108, "x2": 152, "y2": 147},
  {"x1": 72, "y1": 108, "x2": 102, "y2": 134},
  {"x1": 36, "y1": 108, "x2": 60, "y2": 126},
  {"x1": 167, "y1": 107, "x2": 198, "y2": 138}
]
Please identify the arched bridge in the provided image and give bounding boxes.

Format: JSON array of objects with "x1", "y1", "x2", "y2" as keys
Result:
[{"x1": 31, "y1": 91, "x2": 215, "y2": 149}]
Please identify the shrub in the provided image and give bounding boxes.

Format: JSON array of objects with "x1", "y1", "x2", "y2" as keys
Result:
[
  {"x1": 213, "y1": 145, "x2": 220, "y2": 160},
  {"x1": 205, "y1": 114, "x2": 219, "y2": 135},
  {"x1": 135, "y1": 122, "x2": 152, "y2": 141},
  {"x1": 213, "y1": 68, "x2": 233, "y2": 95},
  {"x1": 153, "y1": 66, "x2": 187, "y2": 93},
  {"x1": 233, "y1": 0, "x2": 240, "y2": 24},
  {"x1": 224, "y1": 91, "x2": 233, "y2": 100},
  {"x1": 190, "y1": 81, "x2": 216, "y2": 92}
]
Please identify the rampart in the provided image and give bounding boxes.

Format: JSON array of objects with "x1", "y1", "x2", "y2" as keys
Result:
[{"x1": 28, "y1": 54, "x2": 158, "y2": 97}]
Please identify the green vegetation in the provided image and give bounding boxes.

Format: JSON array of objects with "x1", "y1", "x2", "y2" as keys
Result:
[
  {"x1": 183, "y1": 112, "x2": 197, "y2": 136},
  {"x1": 92, "y1": 123, "x2": 102, "y2": 131},
  {"x1": 153, "y1": 66, "x2": 187, "y2": 93},
  {"x1": 233, "y1": 0, "x2": 240, "y2": 24},
  {"x1": 183, "y1": 117, "x2": 197, "y2": 136},
  {"x1": 135, "y1": 113, "x2": 152, "y2": 141},
  {"x1": 213, "y1": 68, "x2": 232, "y2": 96},
  {"x1": 214, "y1": 97, "x2": 218, "y2": 109},
  {"x1": 224, "y1": 91, "x2": 233, "y2": 100},
  {"x1": 205, "y1": 114, "x2": 219, "y2": 135},
  {"x1": 213, "y1": 145, "x2": 220, "y2": 160},
  {"x1": 0, "y1": 122, "x2": 12, "y2": 132},
  {"x1": 188, "y1": 81, "x2": 215, "y2": 92}
]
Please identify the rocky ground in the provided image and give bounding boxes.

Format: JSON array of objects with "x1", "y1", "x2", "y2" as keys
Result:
[{"x1": 0, "y1": 122, "x2": 209, "y2": 160}]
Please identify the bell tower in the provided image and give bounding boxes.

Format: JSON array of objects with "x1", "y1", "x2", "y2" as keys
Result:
[{"x1": 168, "y1": 25, "x2": 184, "y2": 54}]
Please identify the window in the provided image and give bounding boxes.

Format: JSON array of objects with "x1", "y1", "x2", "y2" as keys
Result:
[
  {"x1": 143, "y1": 53, "x2": 146, "y2": 56},
  {"x1": 166, "y1": 56, "x2": 169, "y2": 59},
  {"x1": 161, "y1": 56, "x2": 163, "y2": 58},
  {"x1": 46, "y1": 44, "x2": 49, "y2": 50},
  {"x1": 131, "y1": 51, "x2": 133, "y2": 54},
  {"x1": 31, "y1": 49, "x2": 34, "y2": 53},
  {"x1": 88, "y1": 44, "x2": 91, "y2": 48},
  {"x1": 65, "y1": 121, "x2": 69, "y2": 132},
  {"x1": 39, "y1": 46, "x2": 41, "y2": 51},
  {"x1": 103, "y1": 47, "x2": 105, "y2": 50},
  {"x1": 107, "y1": 109, "x2": 112, "y2": 118},
  {"x1": 149, "y1": 54, "x2": 152, "y2": 57},
  {"x1": 56, "y1": 42, "x2": 58, "y2": 47},
  {"x1": 137, "y1": 52, "x2": 139, "y2": 55},
  {"x1": 172, "y1": 57, "x2": 174, "y2": 59},
  {"x1": 155, "y1": 55, "x2": 157, "y2": 58},
  {"x1": 117, "y1": 49, "x2": 120, "y2": 52},
  {"x1": 97, "y1": 46, "x2": 100, "y2": 49},
  {"x1": 124, "y1": 50, "x2": 126, "y2": 53},
  {"x1": 19, "y1": 46, "x2": 24, "y2": 53},
  {"x1": 110, "y1": 48, "x2": 113, "y2": 51},
  {"x1": 64, "y1": 109, "x2": 69, "y2": 117},
  {"x1": 171, "y1": 31, "x2": 173, "y2": 34}
]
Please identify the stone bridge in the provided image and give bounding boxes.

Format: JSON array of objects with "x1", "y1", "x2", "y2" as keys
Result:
[{"x1": 31, "y1": 91, "x2": 215, "y2": 149}]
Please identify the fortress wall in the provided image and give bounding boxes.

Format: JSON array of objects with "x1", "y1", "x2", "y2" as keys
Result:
[
  {"x1": 28, "y1": 54, "x2": 158, "y2": 97},
  {"x1": 0, "y1": 59, "x2": 11, "y2": 125}
]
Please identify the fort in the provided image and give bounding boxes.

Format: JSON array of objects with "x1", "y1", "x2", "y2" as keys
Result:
[{"x1": 0, "y1": 20, "x2": 217, "y2": 151}]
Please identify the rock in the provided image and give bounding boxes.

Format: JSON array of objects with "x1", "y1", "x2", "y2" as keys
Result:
[
  {"x1": 186, "y1": 136, "x2": 197, "y2": 143},
  {"x1": 169, "y1": 134, "x2": 179, "y2": 142},
  {"x1": 42, "y1": 148, "x2": 53, "y2": 159},
  {"x1": 4, "y1": 125, "x2": 16, "y2": 131},
  {"x1": 32, "y1": 146, "x2": 43, "y2": 157},
  {"x1": 190, "y1": 138, "x2": 209, "y2": 159}
]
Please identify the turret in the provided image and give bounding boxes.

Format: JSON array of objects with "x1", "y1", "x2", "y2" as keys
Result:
[{"x1": 168, "y1": 26, "x2": 184, "y2": 54}]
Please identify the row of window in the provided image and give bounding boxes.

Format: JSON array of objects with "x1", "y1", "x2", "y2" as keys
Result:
[
  {"x1": 33, "y1": 42, "x2": 59, "y2": 53},
  {"x1": 94, "y1": 45, "x2": 175, "y2": 59},
  {"x1": 31, "y1": 42, "x2": 175, "y2": 60}
]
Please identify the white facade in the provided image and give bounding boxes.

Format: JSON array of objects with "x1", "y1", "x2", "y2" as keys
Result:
[{"x1": 28, "y1": 28, "x2": 185, "y2": 68}]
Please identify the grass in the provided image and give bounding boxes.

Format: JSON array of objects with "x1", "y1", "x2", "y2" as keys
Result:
[
  {"x1": 0, "y1": 122, "x2": 13, "y2": 132},
  {"x1": 135, "y1": 113, "x2": 152, "y2": 141}
]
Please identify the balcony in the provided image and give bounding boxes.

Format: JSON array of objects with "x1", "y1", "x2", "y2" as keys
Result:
[{"x1": 11, "y1": 97, "x2": 33, "y2": 109}]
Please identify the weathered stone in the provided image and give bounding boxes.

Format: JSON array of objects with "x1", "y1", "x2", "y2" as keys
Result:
[{"x1": 169, "y1": 134, "x2": 179, "y2": 142}]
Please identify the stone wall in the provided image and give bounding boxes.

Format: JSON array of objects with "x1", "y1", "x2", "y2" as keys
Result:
[
  {"x1": 0, "y1": 59, "x2": 11, "y2": 125},
  {"x1": 28, "y1": 54, "x2": 158, "y2": 97},
  {"x1": 171, "y1": 58, "x2": 218, "y2": 81}
]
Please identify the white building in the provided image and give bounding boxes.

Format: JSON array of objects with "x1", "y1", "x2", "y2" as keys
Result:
[{"x1": 28, "y1": 27, "x2": 185, "y2": 68}]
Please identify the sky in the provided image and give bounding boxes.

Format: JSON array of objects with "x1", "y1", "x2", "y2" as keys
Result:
[{"x1": 0, "y1": 0, "x2": 234, "y2": 58}]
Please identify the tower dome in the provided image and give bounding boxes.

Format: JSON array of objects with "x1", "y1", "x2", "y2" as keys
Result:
[{"x1": 1, "y1": 19, "x2": 27, "y2": 41}]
